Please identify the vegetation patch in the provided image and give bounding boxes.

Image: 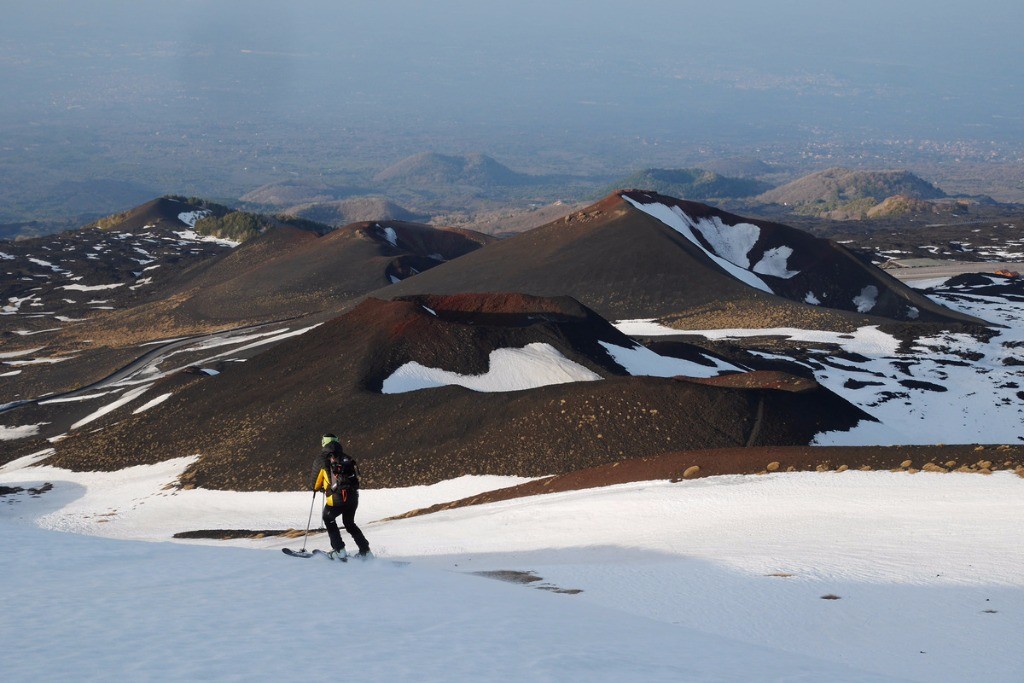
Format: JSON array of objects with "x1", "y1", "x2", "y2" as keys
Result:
[{"x1": 193, "y1": 211, "x2": 273, "y2": 242}]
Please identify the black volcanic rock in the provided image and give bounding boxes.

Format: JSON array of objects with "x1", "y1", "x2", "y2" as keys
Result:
[
  {"x1": 44, "y1": 293, "x2": 871, "y2": 491},
  {"x1": 378, "y1": 190, "x2": 984, "y2": 328}
]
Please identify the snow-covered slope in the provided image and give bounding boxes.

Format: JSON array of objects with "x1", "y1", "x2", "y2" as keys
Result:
[
  {"x1": 619, "y1": 273, "x2": 1024, "y2": 445},
  {"x1": 2, "y1": 455, "x2": 1021, "y2": 682}
]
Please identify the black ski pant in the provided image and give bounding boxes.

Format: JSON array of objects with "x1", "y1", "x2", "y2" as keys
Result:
[{"x1": 322, "y1": 490, "x2": 369, "y2": 554}]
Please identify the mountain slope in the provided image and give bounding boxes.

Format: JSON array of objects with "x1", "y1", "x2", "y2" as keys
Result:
[
  {"x1": 92, "y1": 219, "x2": 496, "y2": 329},
  {"x1": 282, "y1": 197, "x2": 423, "y2": 226},
  {"x1": 0, "y1": 212, "x2": 493, "y2": 400},
  {"x1": 379, "y1": 190, "x2": 984, "y2": 328},
  {"x1": 42, "y1": 293, "x2": 867, "y2": 490}
]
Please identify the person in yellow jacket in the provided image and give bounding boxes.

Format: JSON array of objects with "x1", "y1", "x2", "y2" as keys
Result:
[{"x1": 313, "y1": 433, "x2": 371, "y2": 559}]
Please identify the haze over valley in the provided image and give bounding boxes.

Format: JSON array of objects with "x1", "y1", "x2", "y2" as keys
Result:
[{"x1": 2, "y1": 1, "x2": 1022, "y2": 233}]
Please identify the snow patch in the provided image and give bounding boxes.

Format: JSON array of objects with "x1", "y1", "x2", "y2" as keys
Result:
[
  {"x1": 0, "y1": 347, "x2": 44, "y2": 359},
  {"x1": 382, "y1": 343, "x2": 601, "y2": 393},
  {"x1": 60, "y1": 283, "x2": 125, "y2": 292},
  {"x1": 599, "y1": 341, "x2": 742, "y2": 378},
  {"x1": 853, "y1": 285, "x2": 879, "y2": 313},
  {"x1": 623, "y1": 196, "x2": 774, "y2": 293},
  {"x1": 177, "y1": 210, "x2": 211, "y2": 228},
  {"x1": 752, "y1": 246, "x2": 800, "y2": 279},
  {"x1": 133, "y1": 392, "x2": 173, "y2": 414},
  {"x1": 0, "y1": 423, "x2": 46, "y2": 441},
  {"x1": 69, "y1": 385, "x2": 152, "y2": 431}
]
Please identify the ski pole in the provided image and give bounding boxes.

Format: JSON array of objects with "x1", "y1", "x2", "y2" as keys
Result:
[{"x1": 299, "y1": 489, "x2": 317, "y2": 553}]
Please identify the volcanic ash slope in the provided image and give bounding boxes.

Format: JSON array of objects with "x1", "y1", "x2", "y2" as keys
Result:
[
  {"x1": 45, "y1": 293, "x2": 868, "y2": 490},
  {"x1": 380, "y1": 190, "x2": 983, "y2": 329}
]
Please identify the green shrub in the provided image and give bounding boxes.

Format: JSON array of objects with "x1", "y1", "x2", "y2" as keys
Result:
[{"x1": 193, "y1": 211, "x2": 270, "y2": 242}]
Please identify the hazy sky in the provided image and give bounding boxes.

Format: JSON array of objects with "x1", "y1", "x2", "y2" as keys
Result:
[
  {"x1": 3, "y1": 0, "x2": 1021, "y2": 137},
  {"x1": 1, "y1": 0, "x2": 1022, "y2": 211}
]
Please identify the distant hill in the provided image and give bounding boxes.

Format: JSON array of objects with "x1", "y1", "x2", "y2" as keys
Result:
[
  {"x1": 757, "y1": 168, "x2": 947, "y2": 219},
  {"x1": 699, "y1": 158, "x2": 777, "y2": 178},
  {"x1": 239, "y1": 180, "x2": 356, "y2": 207},
  {"x1": 453, "y1": 200, "x2": 583, "y2": 237},
  {"x1": 282, "y1": 196, "x2": 424, "y2": 227},
  {"x1": 89, "y1": 196, "x2": 232, "y2": 232},
  {"x1": 610, "y1": 168, "x2": 770, "y2": 201},
  {"x1": 374, "y1": 152, "x2": 531, "y2": 188}
]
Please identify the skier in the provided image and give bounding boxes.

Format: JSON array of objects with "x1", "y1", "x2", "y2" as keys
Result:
[{"x1": 313, "y1": 433, "x2": 371, "y2": 560}]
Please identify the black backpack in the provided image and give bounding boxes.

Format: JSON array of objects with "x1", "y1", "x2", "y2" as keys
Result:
[{"x1": 329, "y1": 453, "x2": 360, "y2": 492}]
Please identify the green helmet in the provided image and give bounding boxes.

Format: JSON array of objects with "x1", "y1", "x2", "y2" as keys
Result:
[{"x1": 321, "y1": 433, "x2": 338, "y2": 448}]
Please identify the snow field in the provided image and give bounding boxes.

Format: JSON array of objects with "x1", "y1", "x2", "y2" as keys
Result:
[
  {"x1": 1, "y1": 524, "x2": 897, "y2": 683},
  {"x1": 2, "y1": 453, "x2": 1022, "y2": 682}
]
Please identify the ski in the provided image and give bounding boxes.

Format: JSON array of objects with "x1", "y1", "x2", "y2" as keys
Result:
[
  {"x1": 284, "y1": 547, "x2": 407, "y2": 567},
  {"x1": 312, "y1": 549, "x2": 347, "y2": 562}
]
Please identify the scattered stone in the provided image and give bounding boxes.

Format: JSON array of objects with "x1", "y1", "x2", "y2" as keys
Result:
[
  {"x1": 766, "y1": 461, "x2": 780, "y2": 472},
  {"x1": 474, "y1": 570, "x2": 543, "y2": 584},
  {"x1": 836, "y1": 464, "x2": 849, "y2": 473},
  {"x1": 683, "y1": 465, "x2": 700, "y2": 479},
  {"x1": 900, "y1": 459, "x2": 913, "y2": 468}
]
